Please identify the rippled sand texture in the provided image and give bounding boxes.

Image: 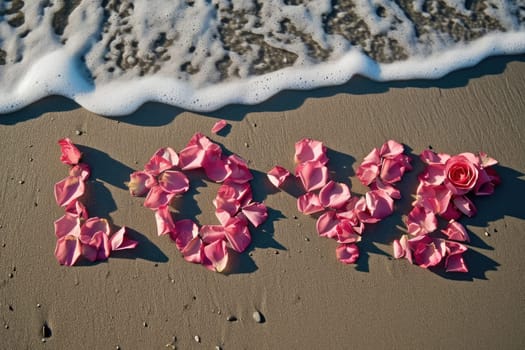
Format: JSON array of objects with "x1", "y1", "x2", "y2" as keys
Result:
[{"x1": 1, "y1": 0, "x2": 524, "y2": 88}]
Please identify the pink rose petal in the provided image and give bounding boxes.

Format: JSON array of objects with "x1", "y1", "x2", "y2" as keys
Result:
[
  {"x1": 216, "y1": 182, "x2": 252, "y2": 207},
  {"x1": 69, "y1": 163, "x2": 91, "y2": 181},
  {"x1": 202, "y1": 240, "x2": 229, "y2": 272},
  {"x1": 223, "y1": 217, "x2": 251, "y2": 253},
  {"x1": 110, "y1": 227, "x2": 138, "y2": 251},
  {"x1": 296, "y1": 161, "x2": 328, "y2": 192},
  {"x1": 380, "y1": 154, "x2": 411, "y2": 184},
  {"x1": 226, "y1": 154, "x2": 253, "y2": 183},
  {"x1": 172, "y1": 219, "x2": 199, "y2": 251},
  {"x1": 316, "y1": 211, "x2": 340, "y2": 239},
  {"x1": 393, "y1": 235, "x2": 412, "y2": 263},
  {"x1": 158, "y1": 170, "x2": 190, "y2": 194},
  {"x1": 370, "y1": 180, "x2": 401, "y2": 199},
  {"x1": 356, "y1": 148, "x2": 380, "y2": 186},
  {"x1": 54, "y1": 176, "x2": 85, "y2": 207},
  {"x1": 335, "y1": 243, "x2": 359, "y2": 264},
  {"x1": 364, "y1": 189, "x2": 394, "y2": 221},
  {"x1": 127, "y1": 171, "x2": 156, "y2": 197},
  {"x1": 155, "y1": 206, "x2": 176, "y2": 236},
  {"x1": 319, "y1": 181, "x2": 351, "y2": 209},
  {"x1": 215, "y1": 209, "x2": 232, "y2": 226},
  {"x1": 64, "y1": 200, "x2": 88, "y2": 220},
  {"x1": 144, "y1": 147, "x2": 179, "y2": 175},
  {"x1": 444, "y1": 241, "x2": 468, "y2": 273},
  {"x1": 267, "y1": 166, "x2": 291, "y2": 188},
  {"x1": 479, "y1": 152, "x2": 498, "y2": 168},
  {"x1": 393, "y1": 237, "x2": 406, "y2": 259},
  {"x1": 297, "y1": 192, "x2": 324, "y2": 215},
  {"x1": 181, "y1": 236, "x2": 203, "y2": 264},
  {"x1": 453, "y1": 195, "x2": 477, "y2": 217},
  {"x1": 418, "y1": 163, "x2": 446, "y2": 186},
  {"x1": 420, "y1": 149, "x2": 450, "y2": 165},
  {"x1": 200, "y1": 225, "x2": 226, "y2": 244},
  {"x1": 441, "y1": 220, "x2": 470, "y2": 242},
  {"x1": 54, "y1": 213, "x2": 81, "y2": 238},
  {"x1": 406, "y1": 206, "x2": 437, "y2": 236},
  {"x1": 379, "y1": 140, "x2": 404, "y2": 158},
  {"x1": 336, "y1": 220, "x2": 362, "y2": 244},
  {"x1": 58, "y1": 138, "x2": 82, "y2": 165},
  {"x1": 144, "y1": 185, "x2": 175, "y2": 210},
  {"x1": 203, "y1": 157, "x2": 232, "y2": 183},
  {"x1": 211, "y1": 119, "x2": 228, "y2": 134},
  {"x1": 241, "y1": 202, "x2": 268, "y2": 227},
  {"x1": 80, "y1": 217, "x2": 110, "y2": 243},
  {"x1": 410, "y1": 235, "x2": 446, "y2": 268},
  {"x1": 294, "y1": 138, "x2": 328, "y2": 165},
  {"x1": 55, "y1": 235, "x2": 82, "y2": 266},
  {"x1": 179, "y1": 144, "x2": 205, "y2": 170}
]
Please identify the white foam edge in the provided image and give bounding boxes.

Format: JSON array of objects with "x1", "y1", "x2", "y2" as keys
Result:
[{"x1": 1, "y1": 31, "x2": 524, "y2": 116}]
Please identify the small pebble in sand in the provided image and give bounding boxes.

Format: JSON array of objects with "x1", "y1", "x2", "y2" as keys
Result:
[
  {"x1": 274, "y1": 250, "x2": 279, "y2": 255},
  {"x1": 304, "y1": 237, "x2": 310, "y2": 242},
  {"x1": 29, "y1": 157, "x2": 33, "y2": 162},
  {"x1": 115, "y1": 346, "x2": 121, "y2": 350},
  {"x1": 244, "y1": 142, "x2": 249, "y2": 148},
  {"x1": 252, "y1": 311, "x2": 264, "y2": 323},
  {"x1": 18, "y1": 180, "x2": 24, "y2": 185},
  {"x1": 215, "y1": 346, "x2": 222, "y2": 350},
  {"x1": 37, "y1": 303, "x2": 41, "y2": 308},
  {"x1": 8, "y1": 273, "x2": 13, "y2": 278},
  {"x1": 41, "y1": 338, "x2": 46, "y2": 343},
  {"x1": 42, "y1": 322, "x2": 52, "y2": 338},
  {"x1": 75, "y1": 130, "x2": 82, "y2": 136},
  {"x1": 226, "y1": 315, "x2": 237, "y2": 322},
  {"x1": 194, "y1": 335, "x2": 201, "y2": 343},
  {"x1": 484, "y1": 231, "x2": 490, "y2": 237},
  {"x1": 4, "y1": 324, "x2": 9, "y2": 329}
]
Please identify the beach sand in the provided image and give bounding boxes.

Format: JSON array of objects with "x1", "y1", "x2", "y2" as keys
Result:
[{"x1": 0, "y1": 55, "x2": 524, "y2": 349}]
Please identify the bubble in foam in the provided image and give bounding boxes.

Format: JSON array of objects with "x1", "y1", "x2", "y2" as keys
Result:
[{"x1": 0, "y1": 0, "x2": 524, "y2": 115}]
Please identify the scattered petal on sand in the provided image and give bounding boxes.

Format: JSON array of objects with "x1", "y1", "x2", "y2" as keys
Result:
[{"x1": 211, "y1": 119, "x2": 228, "y2": 134}]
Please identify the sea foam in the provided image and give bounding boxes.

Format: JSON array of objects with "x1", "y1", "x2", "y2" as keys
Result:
[{"x1": 0, "y1": 0, "x2": 524, "y2": 115}]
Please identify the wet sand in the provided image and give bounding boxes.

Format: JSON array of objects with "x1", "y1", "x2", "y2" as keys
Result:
[{"x1": 0, "y1": 55, "x2": 524, "y2": 349}]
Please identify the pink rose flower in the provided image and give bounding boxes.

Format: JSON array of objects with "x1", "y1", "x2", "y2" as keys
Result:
[{"x1": 444, "y1": 155, "x2": 479, "y2": 195}]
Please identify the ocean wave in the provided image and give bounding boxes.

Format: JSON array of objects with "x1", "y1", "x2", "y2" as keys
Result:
[{"x1": 0, "y1": 0, "x2": 524, "y2": 115}]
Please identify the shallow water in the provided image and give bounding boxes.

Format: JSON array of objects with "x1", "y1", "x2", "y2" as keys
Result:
[{"x1": 0, "y1": 0, "x2": 524, "y2": 115}]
